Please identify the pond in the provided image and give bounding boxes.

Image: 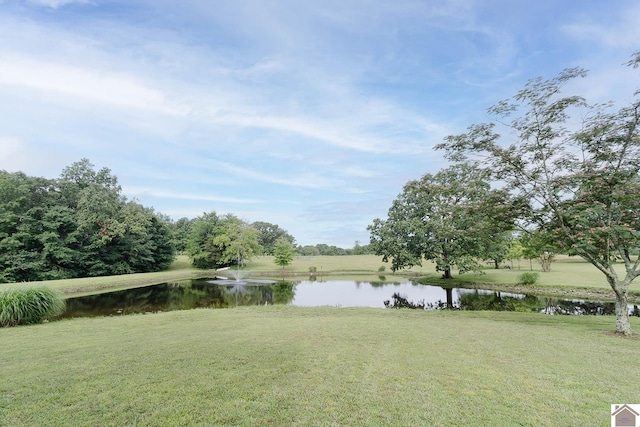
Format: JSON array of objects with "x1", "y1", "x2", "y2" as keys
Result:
[{"x1": 58, "y1": 277, "x2": 640, "y2": 319}]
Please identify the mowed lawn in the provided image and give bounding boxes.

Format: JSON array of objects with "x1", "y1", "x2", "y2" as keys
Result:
[{"x1": 2, "y1": 306, "x2": 639, "y2": 426}]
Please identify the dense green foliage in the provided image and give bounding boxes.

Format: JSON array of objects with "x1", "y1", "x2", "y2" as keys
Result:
[
  {"x1": 0, "y1": 160, "x2": 175, "y2": 282},
  {"x1": 252, "y1": 221, "x2": 295, "y2": 255},
  {"x1": 0, "y1": 287, "x2": 65, "y2": 327},
  {"x1": 437, "y1": 53, "x2": 640, "y2": 334},
  {"x1": 187, "y1": 212, "x2": 262, "y2": 268},
  {"x1": 169, "y1": 217, "x2": 192, "y2": 254},
  {"x1": 368, "y1": 164, "x2": 516, "y2": 276},
  {"x1": 518, "y1": 272, "x2": 539, "y2": 286}
]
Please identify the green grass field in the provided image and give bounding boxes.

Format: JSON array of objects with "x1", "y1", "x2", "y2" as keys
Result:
[{"x1": 1, "y1": 306, "x2": 638, "y2": 426}]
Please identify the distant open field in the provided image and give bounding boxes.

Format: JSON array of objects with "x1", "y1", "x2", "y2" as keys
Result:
[
  {"x1": 2, "y1": 306, "x2": 638, "y2": 426},
  {"x1": 248, "y1": 254, "x2": 431, "y2": 276},
  {"x1": 2, "y1": 254, "x2": 637, "y2": 301}
]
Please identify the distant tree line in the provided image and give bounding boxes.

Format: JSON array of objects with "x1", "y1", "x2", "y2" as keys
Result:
[
  {"x1": 296, "y1": 241, "x2": 374, "y2": 256},
  {"x1": 173, "y1": 214, "x2": 374, "y2": 269},
  {"x1": 0, "y1": 159, "x2": 174, "y2": 282}
]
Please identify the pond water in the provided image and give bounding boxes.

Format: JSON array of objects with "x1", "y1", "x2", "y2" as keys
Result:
[{"x1": 58, "y1": 277, "x2": 640, "y2": 319}]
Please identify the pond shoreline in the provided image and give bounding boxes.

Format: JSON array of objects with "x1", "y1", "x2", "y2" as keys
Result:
[
  {"x1": 416, "y1": 279, "x2": 640, "y2": 304},
  {"x1": 60, "y1": 278, "x2": 636, "y2": 319},
  {"x1": 55, "y1": 271, "x2": 640, "y2": 305}
]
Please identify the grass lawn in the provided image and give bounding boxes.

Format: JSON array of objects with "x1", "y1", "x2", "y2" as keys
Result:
[{"x1": 1, "y1": 306, "x2": 639, "y2": 426}]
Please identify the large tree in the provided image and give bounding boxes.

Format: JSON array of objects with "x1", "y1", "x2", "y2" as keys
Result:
[
  {"x1": 368, "y1": 164, "x2": 515, "y2": 277},
  {"x1": 213, "y1": 214, "x2": 262, "y2": 267},
  {"x1": 187, "y1": 212, "x2": 261, "y2": 269},
  {"x1": 187, "y1": 212, "x2": 225, "y2": 269},
  {"x1": 252, "y1": 221, "x2": 295, "y2": 255},
  {"x1": 437, "y1": 54, "x2": 640, "y2": 334}
]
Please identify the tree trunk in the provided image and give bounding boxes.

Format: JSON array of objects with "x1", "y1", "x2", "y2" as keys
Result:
[
  {"x1": 614, "y1": 288, "x2": 633, "y2": 335},
  {"x1": 494, "y1": 260, "x2": 499, "y2": 269},
  {"x1": 445, "y1": 287, "x2": 453, "y2": 308},
  {"x1": 539, "y1": 253, "x2": 553, "y2": 272},
  {"x1": 442, "y1": 268, "x2": 453, "y2": 279}
]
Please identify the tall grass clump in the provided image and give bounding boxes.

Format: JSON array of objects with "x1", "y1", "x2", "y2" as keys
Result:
[
  {"x1": 0, "y1": 287, "x2": 66, "y2": 327},
  {"x1": 518, "y1": 272, "x2": 539, "y2": 286}
]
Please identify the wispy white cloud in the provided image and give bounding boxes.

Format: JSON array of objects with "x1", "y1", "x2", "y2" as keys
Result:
[
  {"x1": 343, "y1": 167, "x2": 376, "y2": 179},
  {"x1": 0, "y1": 135, "x2": 68, "y2": 177},
  {"x1": 123, "y1": 187, "x2": 262, "y2": 204},
  {"x1": 24, "y1": 0, "x2": 92, "y2": 9},
  {"x1": 0, "y1": 48, "x2": 436, "y2": 157},
  {"x1": 0, "y1": 54, "x2": 185, "y2": 115},
  {"x1": 207, "y1": 111, "x2": 422, "y2": 154},
  {"x1": 562, "y1": 3, "x2": 640, "y2": 49},
  {"x1": 210, "y1": 160, "x2": 341, "y2": 190}
]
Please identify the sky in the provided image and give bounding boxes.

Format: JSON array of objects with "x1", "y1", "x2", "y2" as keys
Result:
[{"x1": 1, "y1": 0, "x2": 639, "y2": 248}]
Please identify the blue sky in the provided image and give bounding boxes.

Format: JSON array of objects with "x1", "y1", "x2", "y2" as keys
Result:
[{"x1": 1, "y1": 0, "x2": 639, "y2": 247}]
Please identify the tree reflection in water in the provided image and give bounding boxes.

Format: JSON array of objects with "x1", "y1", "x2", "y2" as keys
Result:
[
  {"x1": 384, "y1": 288, "x2": 639, "y2": 316},
  {"x1": 60, "y1": 279, "x2": 297, "y2": 318},
  {"x1": 60, "y1": 280, "x2": 636, "y2": 319}
]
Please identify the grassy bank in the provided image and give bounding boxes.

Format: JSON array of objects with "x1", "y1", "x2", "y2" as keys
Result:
[
  {"x1": 1, "y1": 306, "x2": 638, "y2": 426},
  {"x1": 0, "y1": 255, "x2": 211, "y2": 297}
]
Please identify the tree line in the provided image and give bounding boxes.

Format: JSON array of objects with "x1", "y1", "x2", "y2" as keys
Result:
[
  {"x1": 0, "y1": 159, "x2": 371, "y2": 282},
  {"x1": 0, "y1": 159, "x2": 174, "y2": 282}
]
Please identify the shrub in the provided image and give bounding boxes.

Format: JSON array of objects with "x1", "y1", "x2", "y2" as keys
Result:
[
  {"x1": 518, "y1": 272, "x2": 539, "y2": 286},
  {"x1": 378, "y1": 266, "x2": 386, "y2": 272},
  {"x1": 309, "y1": 266, "x2": 317, "y2": 273},
  {"x1": 0, "y1": 287, "x2": 66, "y2": 327}
]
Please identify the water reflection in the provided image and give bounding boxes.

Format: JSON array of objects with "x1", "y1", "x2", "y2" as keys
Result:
[
  {"x1": 217, "y1": 280, "x2": 295, "y2": 307},
  {"x1": 290, "y1": 280, "x2": 439, "y2": 307},
  {"x1": 459, "y1": 291, "x2": 543, "y2": 312},
  {"x1": 59, "y1": 279, "x2": 296, "y2": 318},
  {"x1": 59, "y1": 279, "x2": 637, "y2": 319},
  {"x1": 385, "y1": 288, "x2": 638, "y2": 316}
]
